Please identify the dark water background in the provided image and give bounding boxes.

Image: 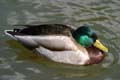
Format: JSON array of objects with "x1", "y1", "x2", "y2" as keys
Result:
[{"x1": 0, "y1": 0, "x2": 120, "y2": 80}]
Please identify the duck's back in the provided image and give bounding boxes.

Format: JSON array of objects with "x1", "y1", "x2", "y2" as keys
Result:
[{"x1": 19, "y1": 24, "x2": 74, "y2": 36}]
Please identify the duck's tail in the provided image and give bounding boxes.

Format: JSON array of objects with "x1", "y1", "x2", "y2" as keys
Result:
[{"x1": 4, "y1": 29, "x2": 19, "y2": 40}]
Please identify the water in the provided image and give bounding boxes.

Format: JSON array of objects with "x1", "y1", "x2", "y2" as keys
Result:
[{"x1": 0, "y1": 0, "x2": 120, "y2": 80}]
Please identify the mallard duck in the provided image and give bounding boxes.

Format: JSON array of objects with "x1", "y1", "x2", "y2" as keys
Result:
[{"x1": 4, "y1": 24, "x2": 108, "y2": 65}]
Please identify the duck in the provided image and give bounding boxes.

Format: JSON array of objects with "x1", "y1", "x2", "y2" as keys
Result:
[{"x1": 4, "y1": 24, "x2": 108, "y2": 65}]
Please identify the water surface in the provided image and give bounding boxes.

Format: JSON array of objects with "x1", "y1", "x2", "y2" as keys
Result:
[{"x1": 0, "y1": 0, "x2": 120, "y2": 80}]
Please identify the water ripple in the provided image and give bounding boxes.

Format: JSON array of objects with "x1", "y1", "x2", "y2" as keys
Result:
[{"x1": 1, "y1": 0, "x2": 120, "y2": 80}]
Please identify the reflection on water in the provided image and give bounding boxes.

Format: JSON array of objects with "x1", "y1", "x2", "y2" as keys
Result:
[{"x1": 0, "y1": 0, "x2": 120, "y2": 80}]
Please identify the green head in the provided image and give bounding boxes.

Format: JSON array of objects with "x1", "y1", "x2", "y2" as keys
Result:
[
  {"x1": 72, "y1": 25, "x2": 108, "y2": 52},
  {"x1": 76, "y1": 35, "x2": 93, "y2": 47},
  {"x1": 72, "y1": 25, "x2": 95, "y2": 47}
]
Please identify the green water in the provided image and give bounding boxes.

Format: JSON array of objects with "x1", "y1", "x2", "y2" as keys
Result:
[{"x1": 0, "y1": 0, "x2": 120, "y2": 80}]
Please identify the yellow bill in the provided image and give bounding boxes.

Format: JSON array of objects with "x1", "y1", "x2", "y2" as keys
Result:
[{"x1": 93, "y1": 39, "x2": 108, "y2": 52}]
